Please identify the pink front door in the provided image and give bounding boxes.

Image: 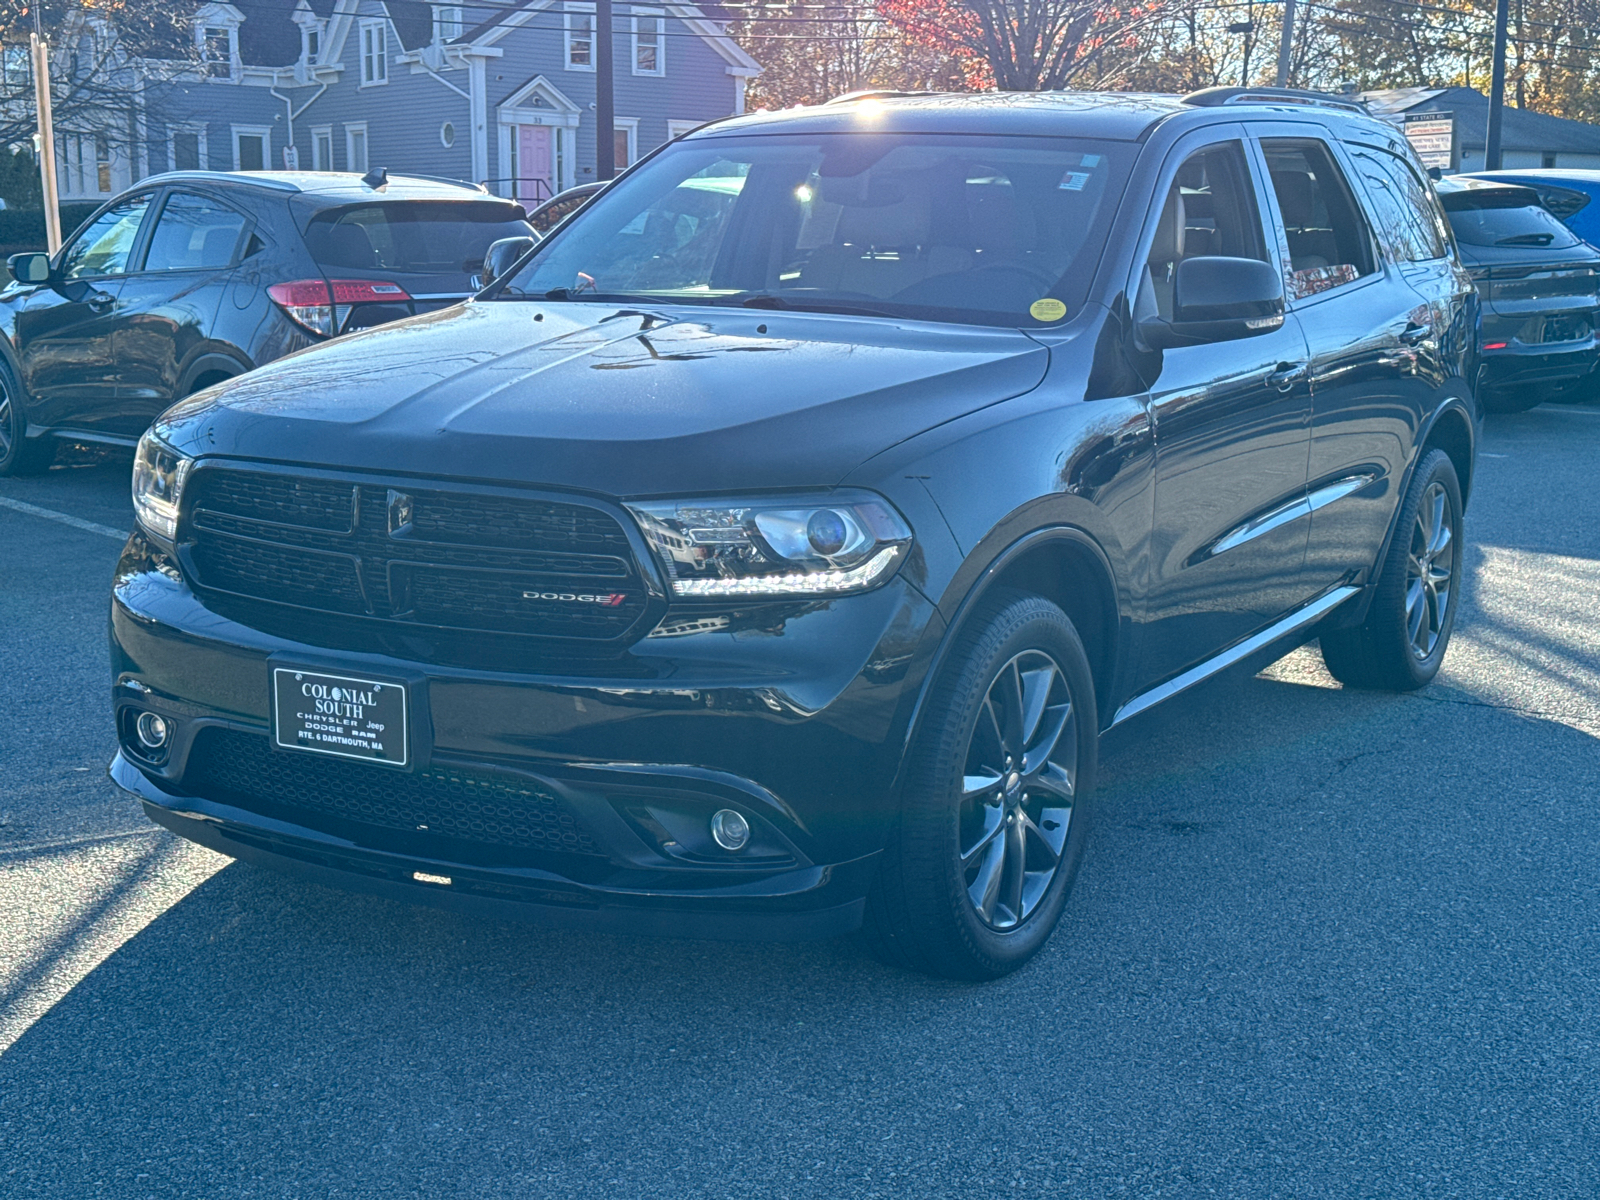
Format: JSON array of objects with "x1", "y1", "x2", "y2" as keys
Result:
[{"x1": 517, "y1": 125, "x2": 553, "y2": 203}]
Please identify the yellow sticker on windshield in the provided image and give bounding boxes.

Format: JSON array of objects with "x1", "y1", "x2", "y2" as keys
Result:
[{"x1": 1029, "y1": 298, "x2": 1067, "y2": 322}]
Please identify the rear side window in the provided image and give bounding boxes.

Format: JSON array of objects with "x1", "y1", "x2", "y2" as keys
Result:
[
  {"x1": 1261, "y1": 139, "x2": 1376, "y2": 299},
  {"x1": 143, "y1": 193, "x2": 248, "y2": 271},
  {"x1": 1349, "y1": 147, "x2": 1447, "y2": 263},
  {"x1": 305, "y1": 201, "x2": 535, "y2": 274},
  {"x1": 1530, "y1": 184, "x2": 1591, "y2": 221},
  {"x1": 1440, "y1": 189, "x2": 1580, "y2": 249}
]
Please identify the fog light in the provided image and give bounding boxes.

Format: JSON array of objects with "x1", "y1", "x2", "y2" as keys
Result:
[
  {"x1": 709, "y1": 809, "x2": 750, "y2": 851},
  {"x1": 134, "y1": 712, "x2": 170, "y2": 750}
]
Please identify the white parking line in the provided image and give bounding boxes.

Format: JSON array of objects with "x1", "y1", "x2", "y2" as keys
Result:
[{"x1": 0, "y1": 495, "x2": 128, "y2": 542}]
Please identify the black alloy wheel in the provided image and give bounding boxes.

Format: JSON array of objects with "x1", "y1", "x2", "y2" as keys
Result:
[
  {"x1": 959, "y1": 650, "x2": 1078, "y2": 930},
  {"x1": 1321, "y1": 449, "x2": 1463, "y2": 690},
  {"x1": 1403, "y1": 478, "x2": 1455, "y2": 662},
  {"x1": 866, "y1": 589, "x2": 1097, "y2": 980}
]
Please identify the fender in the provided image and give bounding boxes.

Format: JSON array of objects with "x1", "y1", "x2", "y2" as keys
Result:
[
  {"x1": 891, "y1": 524, "x2": 1123, "y2": 800},
  {"x1": 1328, "y1": 387, "x2": 1476, "y2": 630}
]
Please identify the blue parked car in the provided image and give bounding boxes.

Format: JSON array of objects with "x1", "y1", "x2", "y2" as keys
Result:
[{"x1": 1464, "y1": 169, "x2": 1600, "y2": 248}]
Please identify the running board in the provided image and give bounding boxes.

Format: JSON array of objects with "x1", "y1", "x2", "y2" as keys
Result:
[{"x1": 1110, "y1": 585, "x2": 1360, "y2": 728}]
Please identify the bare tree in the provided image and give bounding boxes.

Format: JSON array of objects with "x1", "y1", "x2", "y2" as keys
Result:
[{"x1": 0, "y1": 0, "x2": 193, "y2": 156}]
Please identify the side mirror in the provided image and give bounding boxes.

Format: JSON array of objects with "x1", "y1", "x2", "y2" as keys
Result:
[
  {"x1": 481, "y1": 235, "x2": 538, "y2": 286},
  {"x1": 1138, "y1": 256, "x2": 1284, "y2": 350},
  {"x1": 8, "y1": 252, "x2": 50, "y2": 284}
]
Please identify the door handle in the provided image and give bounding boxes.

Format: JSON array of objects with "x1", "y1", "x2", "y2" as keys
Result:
[
  {"x1": 1399, "y1": 323, "x2": 1430, "y2": 346},
  {"x1": 86, "y1": 291, "x2": 115, "y2": 313},
  {"x1": 1267, "y1": 362, "x2": 1308, "y2": 392}
]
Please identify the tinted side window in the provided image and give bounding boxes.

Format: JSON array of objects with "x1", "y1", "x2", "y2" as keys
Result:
[
  {"x1": 1142, "y1": 141, "x2": 1268, "y2": 321},
  {"x1": 1261, "y1": 139, "x2": 1376, "y2": 299},
  {"x1": 143, "y1": 193, "x2": 248, "y2": 271},
  {"x1": 59, "y1": 197, "x2": 151, "y2": 280},
  {"x1": 1349, "y1": 147, "x2": 1447, "y2": 263}
]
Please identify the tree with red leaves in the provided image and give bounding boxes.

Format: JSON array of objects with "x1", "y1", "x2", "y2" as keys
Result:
[{"x1": 879, "y1": 0, "x2": 1165, "y2": 90}]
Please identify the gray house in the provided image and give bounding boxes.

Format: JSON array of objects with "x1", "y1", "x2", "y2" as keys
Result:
[
  {"x1": 1362, "y1": 87, "x2": 1600, "y2": 174},
  {"x1": 60, "y1": 0, "x2": 759, "y2": 206}
]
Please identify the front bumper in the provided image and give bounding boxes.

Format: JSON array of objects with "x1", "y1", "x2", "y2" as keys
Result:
[{"x1": 110, "y1": 534, "x2": 944, "y2": 939}]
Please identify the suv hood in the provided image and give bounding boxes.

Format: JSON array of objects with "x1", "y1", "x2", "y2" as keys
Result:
[{"x1": 158, "y1": 301, "x2": 1051, "y2": 495}]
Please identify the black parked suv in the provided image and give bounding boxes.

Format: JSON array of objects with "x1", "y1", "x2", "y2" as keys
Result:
[
  {"x1": 1435, "y1": 175, "x2": 1600, "y2": 412},
  {"x1": 109, "y1": 89, "x2": 1479, "y2": 979},
  {"x1": 0, "y1": 171, "x2": 534, "y2": 474}
]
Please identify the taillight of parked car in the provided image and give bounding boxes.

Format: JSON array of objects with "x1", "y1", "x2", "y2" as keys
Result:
[{"x1": 267, "y1": 279, "x2": 412, "y2": 337}]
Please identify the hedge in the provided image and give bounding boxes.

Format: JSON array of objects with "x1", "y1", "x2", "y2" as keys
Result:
[{"x1": 0, "y1": 204, "x2": 109, "y2": 254}]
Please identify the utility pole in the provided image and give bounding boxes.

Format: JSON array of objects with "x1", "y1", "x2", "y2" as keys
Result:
[
  {"x1": 595, "y1": 0, "x2": 614, "y2": 181},
  {"x1": 1275, "y1": 0, "x2": 1297, "y2": 89},
  {"x1": 29, "y1": 4, "x2": 61, "y2": 253},
  {"x1": 1485, "y1": 0, "x2": 1510, "y2": 169}
]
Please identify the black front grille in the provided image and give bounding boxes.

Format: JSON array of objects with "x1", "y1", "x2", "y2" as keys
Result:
[
  {"x1": 181, "y1": 466, "x2": 649, "y2": 640},
  {"x1": 185, "y1": 728, "x2": 603, "y2": 858}
]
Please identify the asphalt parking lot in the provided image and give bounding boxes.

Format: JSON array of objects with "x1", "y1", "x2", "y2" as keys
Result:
[{"x1": 3, "y1": 409, "x2": 1599, "y2": 1198}]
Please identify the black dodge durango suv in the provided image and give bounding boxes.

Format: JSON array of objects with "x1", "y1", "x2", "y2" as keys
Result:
[{"x1": 109, "y1": 88, "x2": 1480, "y2": 979}]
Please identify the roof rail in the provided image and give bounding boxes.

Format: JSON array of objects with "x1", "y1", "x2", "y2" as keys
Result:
[
  {"x1": 825, "y1": 89, "x2": 939, "y2": 105},
  {"x1": 1182, "y1": 86, "x2": 1369, "y2": 114}
]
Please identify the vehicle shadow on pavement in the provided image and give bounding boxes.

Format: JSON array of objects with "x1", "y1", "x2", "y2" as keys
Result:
[{"x1": 5, "y1": 646, "x2": 1600, "y2": 1198}]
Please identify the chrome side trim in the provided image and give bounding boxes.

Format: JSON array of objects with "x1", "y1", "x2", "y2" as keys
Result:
[
  {"x1": 1307, "y1": 473, "x2": 1378, "y2": 513},
  {"x1": 1110, "y1": 585, "x2": 1359, "y2": 727},
  {"x1": 1211, "y1": 495, "x2": 1311, "y2": 557},
  {"x1": 1206, "y1": 473, "x2": 1379, "y2": 560}
]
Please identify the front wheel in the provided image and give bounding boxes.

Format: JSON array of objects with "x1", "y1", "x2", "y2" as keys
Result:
[
  {"x1": 0, "y1": 363, "x2": 53, "y2": 476},
  {"x1": 1321, "y1": 448, "x2": 1463, "y2": 691},
  {"x1": 865, "y1": 590, "x2": 1097, "y2": 980}
]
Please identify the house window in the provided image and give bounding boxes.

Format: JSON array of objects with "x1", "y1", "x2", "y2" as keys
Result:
[
  {"x1": 95, "y1": 134, "x2": 111, "y2": 192},
  {"x1": 233, "y1": 126, "x2": 270, "y2": 172},
  {"x1": 565, "y1": 4, "x2": 595, "y2": 71},
  {"x1": 613, "y1": 121, "x2": 636, "y2": 170},
  {"x1": 302, "y1": 22, "x2": 322, "y2": 63},
  {"x1": 204, "y1": 26, "x2": 233, "y2": 78},
  {"x1": 170, "y1": 128, "x2": 203, "y2": 171},
  {"x1": 631, "y1": 9, "x2": 664, "y2": 76},
  {"x1": 2, "y1": 45, "x2": 30, "y2": 88},
  {"x1": 345, "y1": 123, "x2": 368, "y2": 173},
  {"x1": 359, "y1": 19, "x2": 388, "y2": 86},
  {"x1": 666, "y1": 119, "x2": 699, "y2": 140},
  {"x1": 311, "y1": 125, "x2": 333, "y2": 171},
  {"x1": 434, "y1": 5, "x2": 464, "y2": 41}
]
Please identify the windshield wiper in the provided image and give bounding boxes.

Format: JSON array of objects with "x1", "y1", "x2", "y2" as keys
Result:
[
  {"x1": 1495, "y1": 233, "x2": 1556, "y2": 246},
  {"x1": 733, "y1": 293, "x2": 899, "y2": 319}
]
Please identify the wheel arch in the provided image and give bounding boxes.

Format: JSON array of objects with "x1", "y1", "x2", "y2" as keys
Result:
[
  {"x1": 1420, "y1": 398, "x2": 1476, "y2": 508},
  {"x1": 901, "y1": 526, "x2": 1125, "y2": 775},
  {"x1": 177, "y1": 348, "x2": 254, "y2": 398}
]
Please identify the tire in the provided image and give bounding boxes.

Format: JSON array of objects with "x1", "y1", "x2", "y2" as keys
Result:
[
  {"x1": 0, "y1": 359, "x2": 53, "y2": 476},
  {"x1": 1479, "y1": 388, "x2": 1542, "y2": 414},
  {"x1": 1320, "y1": 449, "x2": 1463, "y2": 691},
  {"x1": 865, "y1": 589, "x2": 1098, "y2": 980}
]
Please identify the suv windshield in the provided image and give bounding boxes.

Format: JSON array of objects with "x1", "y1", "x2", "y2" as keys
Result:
[
  {"x1": 494, "y1": 132, "x2": 1133, "y2": 327},
  {"x1": 306, "y1": 201, "x2": 534, "y2": 273},
  {"x1": 1441, "y1": 189, "x2": 1579, "y2": 248}
]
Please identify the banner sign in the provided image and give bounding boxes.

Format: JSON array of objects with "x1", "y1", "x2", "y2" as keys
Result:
[{"x1": 1403, "y1": 112, "x2": 1454, "y2": 171}]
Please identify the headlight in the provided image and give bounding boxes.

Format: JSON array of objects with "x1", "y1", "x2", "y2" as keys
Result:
[
  {"x1": 626, "y1": 492, "x2": 912, "y2": 598},
  {"x1": 131, "y1": 432, "x2": 192, "y2": 543}
]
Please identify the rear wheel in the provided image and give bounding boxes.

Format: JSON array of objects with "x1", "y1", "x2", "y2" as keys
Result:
[
  {"x1": 1320, "y1": 449, "x2": 1462, "y2": 691},
  {"x1": 0, "y1": 362, "x2": 53, "y2": 476},
  {"x1": 865, "y1": 590, "x2": 1097, "y2": 980}
]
